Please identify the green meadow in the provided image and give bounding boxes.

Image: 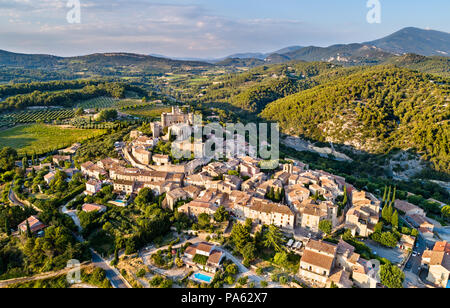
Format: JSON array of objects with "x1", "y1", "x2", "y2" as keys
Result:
[{"x1": 0, "y1": 124, "x2": 106, "y2": 155}]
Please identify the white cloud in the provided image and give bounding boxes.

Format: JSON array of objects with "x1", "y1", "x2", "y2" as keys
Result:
[{"x1": 0, "y1": 0, "x2": 345, "y2": 57}]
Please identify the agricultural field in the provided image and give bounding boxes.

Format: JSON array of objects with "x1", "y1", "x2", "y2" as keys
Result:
[
  {"x1": 76, "y1": 97, "x2": 118, "y2": 109},
  {"x1": 76, "y1": 97, "x2": 153, "y2": 110},
  {"x1": 0, "y1": 124, "x2": 106, "y2": 155},
  {"x1": 0, "y1": 109, "x2": 75, "y2": 125},
  {"x1": 122, "y1": 106, "x2": 171, "y2": 119}
]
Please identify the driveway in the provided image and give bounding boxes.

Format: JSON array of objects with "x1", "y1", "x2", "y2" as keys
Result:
[
  {"x1": 91, "y1": 250, "x2": 131, "y2": 289},
  {"x1": 59, "y1": 196, "x2": 130, "y2": 288},
  {"x1": 9, "y1": 185, "x2": 42, "y2": 212},
  {"x1": 219, "y1": 248, "x2": 263, "y2": 283},
  {"x1": 364, "y1": 240, "x2": 405, "y2": 264},
  {"x1": 61, "y1": 203, "x2": 82, "y2": 232}
]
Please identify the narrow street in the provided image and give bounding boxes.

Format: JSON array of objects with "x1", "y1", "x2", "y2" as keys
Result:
[{"x1": 59, "y1": 196, "x2": 131, "y2": 288}]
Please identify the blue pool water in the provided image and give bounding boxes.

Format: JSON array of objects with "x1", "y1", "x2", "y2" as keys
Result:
[{"x1": 194, "y1": 273, "x2": 213, "y2": 283}]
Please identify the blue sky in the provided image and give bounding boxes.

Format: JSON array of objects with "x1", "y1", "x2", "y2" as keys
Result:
[{"x1": 0, "y1": 0, "x2": 448, "y2": 58}]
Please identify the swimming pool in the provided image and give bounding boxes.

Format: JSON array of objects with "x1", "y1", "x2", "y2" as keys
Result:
[
  {"x1": 193, "y1": 272, "x2": 213, "y2": 283},
  {"x1": 109, "y1": 199, "x2": 127, "y2": 207}
]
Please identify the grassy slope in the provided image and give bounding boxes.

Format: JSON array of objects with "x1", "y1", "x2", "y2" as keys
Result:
[{"x1": 0, "y1": 124, "x2": 106, "y2": 155}]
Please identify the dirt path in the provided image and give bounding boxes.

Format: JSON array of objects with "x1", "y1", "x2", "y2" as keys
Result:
[{"x1": 0, "y1": 264, "x2": 90, "y2": 288}]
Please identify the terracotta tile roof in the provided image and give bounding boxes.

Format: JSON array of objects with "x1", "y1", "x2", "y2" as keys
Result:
[
  {"x1": 196, "y1": 242, "x2": 214, "y2": 253},
  {"x1": 86, "y1": 179, "x2": 100, "y2": 186},
  {"x1": 19, "y1": 216, "x2": 45, "y2": 233},
  {"x1": 433, "y1": 241, "x2": 450, "y2": 253},
  {"x1": 306, "y1": 240, "x2": 337, "y2": 256},
  {"x1": 427, "y1": 251, "x2": 450, "y2": 271},
  {"x1": 207, "y1": 250, "x2": 223, "y2": 265},
  {"x1": 82, "y1": 203, "x2": 106, "y2": 213},
  {"x1": 329, "y1": 269, "x2": 352, "y2": 287},
  {"x1": 394, "y1": 199, "x2": 423, "y2": 214},
  {"x1": 184, "y1": 246, "x2": 197, "y2": 256},
  {"x1": 114, "y1": 179, "x2": 134, "y2": 186},
  {"x1": 250, "y1": 198, "x2": 293, "y2": 216},
  {"x1": 337, "y1": 239, "x2": 356, "y2": 255},
  {"x1": 301, "y1": 250, "x2": 335, "y2": 272}
]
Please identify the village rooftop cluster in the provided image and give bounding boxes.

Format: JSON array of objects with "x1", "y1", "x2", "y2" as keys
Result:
[{"x1": 14, "y1": 106, "x2": 449, "y2": 289}]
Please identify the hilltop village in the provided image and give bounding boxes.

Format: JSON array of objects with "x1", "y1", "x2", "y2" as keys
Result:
[{"x1": 3, "y1": 106, "x2": 449, "y2": 289}]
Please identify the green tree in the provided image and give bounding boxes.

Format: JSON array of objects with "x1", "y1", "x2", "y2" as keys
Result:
[
  {"x1": 273, "y1": 251, "x2": 289, "y2": 267},
  {"x1": 382, "y1": 204, "x2": 389, "y2": 222},
  {"x1": 226, "y1": 264, "x2": 238, "y2": 276},
  {"x1": 380, "y1": 263, "x2": 404, "y2": 288},
  {"x1": 391, "y1": 211, "x2": 399, "y2": 229},
  {"x1": 380, "y1": 232, "x2": 398, "y2": 248},
  {"x1": 4, "y1": 217, "x2": 11, "y2": 236},
  {"x1": 263, "y1": 225, "x2": 285, "y2": 252},
  {"x1": 22, "y1": 157, "x2": 28, "y2": 171},
  {"x1": 198, "y1": 213, "x2": 211, "y2": 228},
  {"x1": 386, "y1": 204, "x2": 393, "y2": 223},
  {"x1": 231, "y1": 222, "x2": 251, "y2": 254},
  {"x1": 75, "y1": 108, "x2": 84, "y2": 116},
  {"x1": 26, "y1": 220, "x2": 32, "y2": 238},
  {"x1": 0, "y1": 147, "x2": 18, "y2": 172},
  {"x1": 374, "y1": 222, "x2": 383, "y2": 233},
  {"x1": 97, "y1": 109, "x2": 118, "y2": 122},
  {"x1": 382, "y1": 185, "x2": 388, "y2": 203},
  {"x1": 125, "y1": 237, "x2": 136, "y2": 255},
  {"x1": 214, "y1": 206, "x2": 230, "y2": 222},
  {"x1": 319, "y1": 220, "x2": 332, "y2": 235},
  {"x1": 441, "y1": 206, "x2": 450, "y2": 219},
  {"x1": 242, "y1": 242, "x2": 256, "y2": 262}
]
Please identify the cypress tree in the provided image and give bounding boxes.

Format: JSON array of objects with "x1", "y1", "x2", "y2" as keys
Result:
[
  {"x1": 5, "y1": 218, "x2": 11, "y2": 236},
  {"x1": 22, "y1": 157, "x2": 27, "y2": 171},
  {"x1": 382, "y1": 204, "x2": 388, "y2": 222},
  {"x1": 387, "y1": 204, "x2": 393, "y2": 223},
  {"x1": 382, "y1": 185, "x2": 387, "y2": 204},
  {"x1": 386, "y1": 186, "x2": 392, "y2": 204},
  {"x1": 392, "y1": 211, "x2": 399, "y2": 229},
  {"x1": 342, "y1": 185, "x2": 348, "y2": 205},
  {"x1": 26, "y1": 220, "x2": 32, "y2": 238}
]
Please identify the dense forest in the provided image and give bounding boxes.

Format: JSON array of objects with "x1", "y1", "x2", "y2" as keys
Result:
[
  {"x1": 260, "y1": 66, "x2": 450, "y2": 172},
  {"x1": 0, "y1": 82, "x2": 148, "y2": 111},
  {"x1": 192, "y1": 62, "x2": 361, "y2": 112}
]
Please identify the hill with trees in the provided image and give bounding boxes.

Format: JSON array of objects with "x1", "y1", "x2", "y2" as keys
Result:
[
  {"x1": 260, "y1": 66, "x2": 450, "y2": 173},
  {"x1": 0, "y1": 50, "x2": 212, "y2": 76},
  {"x1": 0, "y1": 81, "x2": 147, "y2": 111}
]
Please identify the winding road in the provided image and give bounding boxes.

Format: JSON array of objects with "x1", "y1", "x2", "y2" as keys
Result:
[{"x1": 59, "y1": 196, "x2": 131, "y2": 288}]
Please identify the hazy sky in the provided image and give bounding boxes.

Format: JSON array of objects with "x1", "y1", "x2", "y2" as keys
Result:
[{"x1": 0, "y1": 0, "x2": 449, "y2": 58}]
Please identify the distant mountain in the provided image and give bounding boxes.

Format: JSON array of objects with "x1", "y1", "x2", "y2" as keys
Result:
[
  {"x1": 226, "y1": 52, "x2": 268, "y2": 60},
  {"x1": 0, "y1": 50, "x2": 212, "y2": 75},
  {"x1": 366, "y1": 27, "x2": 450, "y2": 56},
  {"x1": 264, "y1": 53, "x2": 292, "y2": 64},
  {"x1": 221, "y1": 27, "x2": 450, "y2": 67},
  {"x1": 273, "y1": 46, "x2": 303, "y2": 54},
  {"x1": 0, "y1": 49, "x2": 61, "y2": 68},
  {"x1": 215, "y1": 57, "x2": 266, "y2": 67},
  {"x1": 281, "y1": 43, "x2": 393, "y2": 65}
]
